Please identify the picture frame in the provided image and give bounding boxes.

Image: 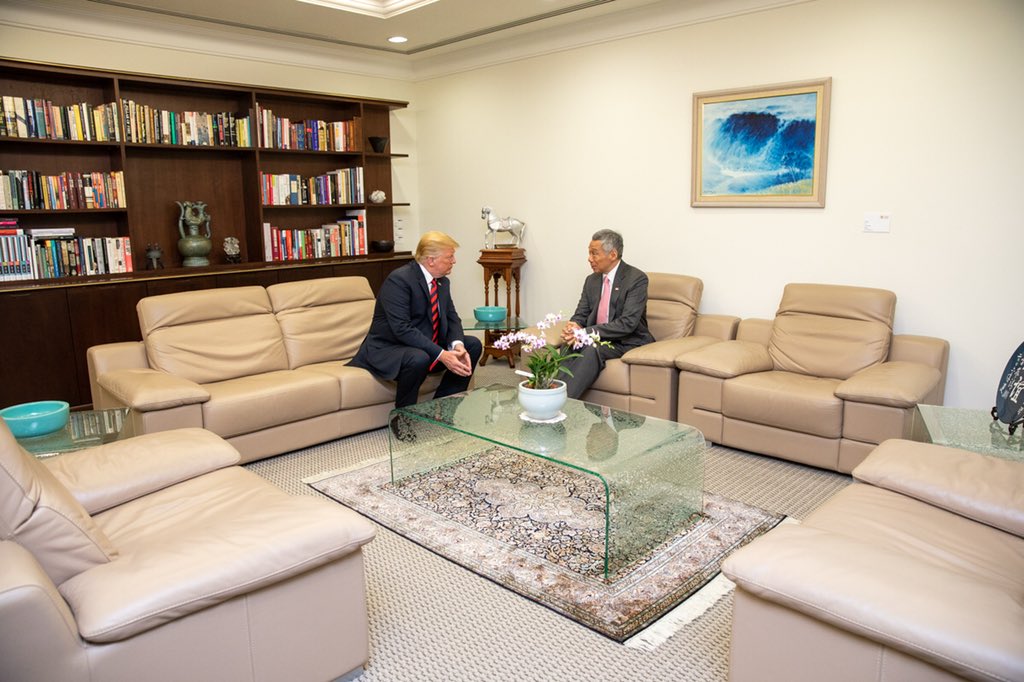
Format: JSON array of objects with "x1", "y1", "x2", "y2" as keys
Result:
[{"x1": 692, "y1": 78, "x2": 831, "y2": 208}]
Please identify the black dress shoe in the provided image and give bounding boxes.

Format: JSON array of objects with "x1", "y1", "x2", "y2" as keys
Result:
[{"x1": 389, "y1": 415, "x2": 417, "y2": 443}]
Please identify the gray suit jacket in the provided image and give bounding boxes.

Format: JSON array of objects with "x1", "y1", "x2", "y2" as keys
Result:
[{"x1": 570, "y1": 260, "x2": 654, "y2": 352}]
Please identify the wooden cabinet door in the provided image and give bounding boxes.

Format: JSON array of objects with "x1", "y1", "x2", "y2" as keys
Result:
[
  {"x1": 67, "y1": 282, "x2": 148, "y2": 407},
  {"x1": 0, "y1": 289, "x2": 79, "y2": 407}
]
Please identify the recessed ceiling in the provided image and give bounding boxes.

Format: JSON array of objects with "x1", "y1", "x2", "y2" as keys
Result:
[{"x1": 85, "y1": 0, "x2": 672, "y2": 55}]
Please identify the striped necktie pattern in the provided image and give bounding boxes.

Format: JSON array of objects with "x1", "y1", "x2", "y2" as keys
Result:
[{"x1": 430, "y1": 278, "x2": 440, "y2": 344}]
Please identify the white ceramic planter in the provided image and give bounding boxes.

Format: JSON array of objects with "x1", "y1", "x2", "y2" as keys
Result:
[{"x1": 517, "y1": 379, "x2": 568, "y2": 421}]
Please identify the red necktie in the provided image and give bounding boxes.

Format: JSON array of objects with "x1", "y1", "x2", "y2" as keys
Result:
[
  {"x1": 596, "y1": 275, "x2": 611, "y2": 325},
  {"x1": 429, "y1": 278, "x2": 440, "y2": 370},
  {"x1": 429, "y1": 278, "x2": 440, "y2": 343}
]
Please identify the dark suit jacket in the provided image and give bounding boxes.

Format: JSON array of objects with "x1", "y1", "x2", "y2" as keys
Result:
[
  {"x1": 570, "y1": 260, "x2": 654, "y2": 352},
  {"x1": 349, "y1": 260, "x2": 466, "y2": 380}
]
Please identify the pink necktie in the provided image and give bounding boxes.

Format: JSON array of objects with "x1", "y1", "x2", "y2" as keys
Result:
[{"x1": 597, "y1": 275, "x2": 611, "y2": 325}]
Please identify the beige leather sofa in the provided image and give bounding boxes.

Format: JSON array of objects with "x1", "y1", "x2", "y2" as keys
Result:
[
  {"x1": 723, "y1": 439, "x2": 1024, "y2": 682},
  {"x1": 88, "y1": 276, "x2": 439, "y2": 463},
  {"x1": 571, "y1": 272, "x2": 739, "y2": 420},
  {"x1": 0, "y1": 422, "x2": 376, "y2": 682},
  {"x1": 676, "y1": 283, "x2": 949, "y2": 472}
]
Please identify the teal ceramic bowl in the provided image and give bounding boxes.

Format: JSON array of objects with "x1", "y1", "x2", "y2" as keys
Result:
[
  {"x1": 474, "y1": 306, "x2": 507, "y2": 323},
  {"x1": 0, "y1": 400, "x2": 70, "y2": 438}
]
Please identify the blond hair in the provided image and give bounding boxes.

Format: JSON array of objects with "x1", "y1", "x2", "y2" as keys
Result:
[{"x1": 415, "y1": 231, "x2": 460, "y2": 262}]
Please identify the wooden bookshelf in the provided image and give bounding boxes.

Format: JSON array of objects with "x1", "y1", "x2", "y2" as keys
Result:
[
  {"x1": 0, "y1": 58, "x2": 408, "y2": 276},
  {"x1": 0, "y1": 59, "x2": 411, "y2": 408}
]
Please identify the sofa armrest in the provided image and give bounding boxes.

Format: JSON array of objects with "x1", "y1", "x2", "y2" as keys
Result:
[
  {"x1": 622, "y1": 336, "x2": 718, "y2": 367},
  {"x1": 722, "y1": 523, "x2": 1024, "y2": 682},
  {"x1": 675, "y1": 340, "x2": 772, "y2": 378},
  {"x1": 693, "y1": 314, "x2": 740, "y2": 340},
  {"x1": 889, "y1": 334, "x2": 949, "y2": 371},
  {"x1": 853, "y1": 439, "x2": 1024, "y2": 537},
  {"x1": 44, "y1": 428, "x2": 240, "y2": 514},
  {"x1": 0, "y1": 542, "x2": 83, "y2": 681},
  {"x1": 736, "y1": 318, "x2": 772, "y2": 345},
  {"x1": 98, "y1": 369, "x2": 210, "y2": 412},
  {"x1": 835, "y1": 361, "x2": 941, "y2": 408}
]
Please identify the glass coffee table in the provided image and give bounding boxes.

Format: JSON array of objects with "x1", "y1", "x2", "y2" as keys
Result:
[
  {"x1": 389, "y1": 384, "x2": 705, "y2": 580},
  {"x1": 914, "y1": 404, "x2": 1023, "y2": 462},
  {"x1": 17, "y1": 408, "x2": 133, "y2": 458}
]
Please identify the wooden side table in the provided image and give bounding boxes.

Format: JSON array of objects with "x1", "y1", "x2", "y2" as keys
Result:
[{"x1": 476, "y1": 248, "x2": 527, "y2": 367}]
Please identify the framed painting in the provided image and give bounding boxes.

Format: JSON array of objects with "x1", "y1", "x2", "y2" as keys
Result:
[{"x1": 692, "y1": 78, "x2": 831, "y2": 207}]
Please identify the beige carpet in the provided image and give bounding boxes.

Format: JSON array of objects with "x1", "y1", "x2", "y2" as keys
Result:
[{"x1": 245, "y1": 363, "x2": 852, "y2": 681}]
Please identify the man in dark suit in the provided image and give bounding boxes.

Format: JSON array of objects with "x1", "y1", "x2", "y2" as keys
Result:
[
  {"x1": 350, "y1": 231, "x2": 482, "y2": 408},
  {"x1": 559, "y1": 229, "x2": 654, "y2": 399}
]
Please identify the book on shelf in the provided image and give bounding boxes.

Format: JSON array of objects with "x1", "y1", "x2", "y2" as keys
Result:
[
  {"x1": 0, "y1": 95, "x2": 121, "y2": 142},
  {"x1": 256, "y1": 105, "x2": 362, "y2": 152},
  {"x1": 262, "y1": 214, "x2": 368, "y2": 263},
  {"x1": 0, "y1": 170, "x2": 126, "y2": 210},
  {"x1": 260, "y1": 167, "x2": 364, "y2": 206},
  {"x1": 119, "y1": 99, "x2": 251, "y2": 147}
]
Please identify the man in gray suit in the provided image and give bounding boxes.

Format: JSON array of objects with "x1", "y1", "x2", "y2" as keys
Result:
[{"x1": 559, "y1": 229, "x2": 654, "y2": 399}]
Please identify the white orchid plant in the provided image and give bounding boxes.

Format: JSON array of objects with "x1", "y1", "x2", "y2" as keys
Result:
[{"x1": 493, "y1": 312, "x2": 610, "y2": 390}]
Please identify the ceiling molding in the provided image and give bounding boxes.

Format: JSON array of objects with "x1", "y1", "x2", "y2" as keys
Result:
[
  {"x1": 410, "y1": 0, "x2": 812, "y2": 80},
  {"x1": 0, "y1": 0, "x2": 414, "y2": 81},
  {"x1": 0, "y1": 0, "x2": 811, "y2": 84}
]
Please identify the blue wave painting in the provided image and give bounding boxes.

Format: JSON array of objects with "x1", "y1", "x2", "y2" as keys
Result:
[{"x1": 701, "y1": 92, "x2": 819, "y2": 196}]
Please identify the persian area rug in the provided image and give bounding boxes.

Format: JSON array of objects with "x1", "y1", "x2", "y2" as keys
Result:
[{"x1": 306, "y1": 447, "x2": 782, "y2": 643}]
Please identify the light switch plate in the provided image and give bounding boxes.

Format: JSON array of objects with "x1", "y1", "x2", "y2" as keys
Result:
[{"x1": 864, "y1": 212, "x2": 892, "y2": 233}]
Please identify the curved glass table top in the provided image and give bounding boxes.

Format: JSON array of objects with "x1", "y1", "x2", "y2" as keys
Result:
[{"x1": 389, "y1": 384, "x2": 705, "y2": 581}]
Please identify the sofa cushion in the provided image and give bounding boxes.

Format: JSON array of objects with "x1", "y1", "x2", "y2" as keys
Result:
[
  {"x1": 0, "y1": 423, "x2": 118, "y2": 586},
  {"x1": 297, "y1": 363, "x2": 397, "y2": 409},
  {"x1": 201, "y1": 370, "x2": 341, "y2": 438},
  {"x1": 139, "y1": 287, "x2": 289, "y2": 384},
  {"x1": 769, "y1": 283, "x2": 895, "y2": 380},
  {"x1": 724, "y1": 371, "x2": 843, "y2": 438},
  {"x1": 854, "y1": 439, "x2": 1024, "y2": 537},
  {"x1": 724, "y1": 484, "x2": 1024, "y2": 682},
  {"x1": 60, "y1": 466, "x2": 376, "y2": 643},
  {"x1": 591, "y1": 358, "x2": 630, "y2": 393},
  {"x1": 268, "y1": 277, "x2": 376, "y2": 369},
  {"x1": 646, "y1": 273, "x2": 702, "y2": 340}
]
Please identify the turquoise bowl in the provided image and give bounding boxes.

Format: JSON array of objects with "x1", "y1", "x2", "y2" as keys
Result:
[
  {"x1": 474, "y1": 306, "x2": 507, "y2": 322},
  {"x1": 0, "y1": 400, "x2": 70, "y2": 438}
]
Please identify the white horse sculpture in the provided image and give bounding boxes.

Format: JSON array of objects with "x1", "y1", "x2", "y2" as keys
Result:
[{"x1": 481, "y1": 206, "x2": 526, "y2": 248}]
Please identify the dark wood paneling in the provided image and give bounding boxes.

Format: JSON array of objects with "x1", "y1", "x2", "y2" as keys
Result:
[
  {"x1": 145, "y1": 276, "x2": 217, "y2": 297},
  {"x1": 0, "y1": 289, "x2": 79, "y2": 407},
  {"x1": 67, "y1": 282, "x2": 148, "y2": 405},
  {"x1": 333, "y1": 261, "x2": 383, "y2": 293}
]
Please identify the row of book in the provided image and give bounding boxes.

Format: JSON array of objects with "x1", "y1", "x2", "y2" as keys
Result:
[
  {"x1": 0, "y1": 95, "x2": 121, "y2": 142},
  {"x1": 0, "y1": 226, "x2": 134, "y2": 282},
  {"x1": 1, "y1": 170, "x2": 126, "y2": 211},
  {"x1": 260, "y1": 167, "x2": 364, "y2": 206},
  {"x1": 262, "y1": 211, "x2": 367, "y2": 262},
  {"x1": 121, "y1": 99, "x2": 253, "y2": 147},
  {"x1": 256, "y1": 106, "x2": 362, "y2": 152}
]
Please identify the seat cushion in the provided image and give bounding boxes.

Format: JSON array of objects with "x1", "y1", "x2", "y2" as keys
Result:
[
  {"x1": 0, "y1": 423, "x2": 118, "y2": 585},
  {"x1": 724, "y1": 371, "x2": 843, "y2": 438},
  {"x1": 591, "y1": 358, "x2": 629, "y2": 393},
  {"x1": 297, "y1": 363, "x2": 396, "y2": 409},
  {"x1": 201, "y1": 370, "x2": 341, "y2": 438},
  {"x1": 60, "y1": 466, "x2": 376, "y2": 643}
]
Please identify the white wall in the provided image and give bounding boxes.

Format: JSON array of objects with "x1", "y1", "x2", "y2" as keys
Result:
[
  {"x1": 2, "y1": 0, "x2": 1021, "y2": 407},
  {"x1": 414, "y1": 0, "x2": 1024, "y2": 408}
]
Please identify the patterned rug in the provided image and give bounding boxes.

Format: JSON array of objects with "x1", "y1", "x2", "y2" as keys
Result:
[{"x1": 307, "y1": 446, "x2": 783, "y2": 642}]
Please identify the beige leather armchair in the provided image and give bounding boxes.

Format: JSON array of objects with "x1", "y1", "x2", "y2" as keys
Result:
[
  {"x1": 579, "y1": 272, "x2": 739, "y2": 420},
  {"x1": 0, "y1": 423, "x2": 376, "y2": 682},
  {"x1": 724, "y1": 439, "x2": 1024, "y2": 682},
  {"x1": 676, "y1": 283, "x2": 949, "y2": 472}
]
